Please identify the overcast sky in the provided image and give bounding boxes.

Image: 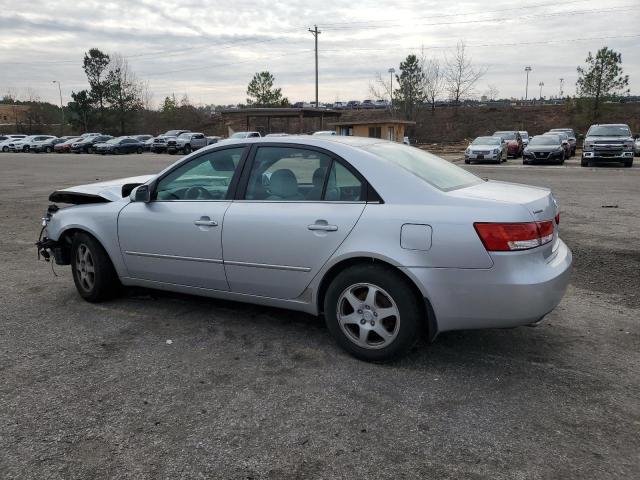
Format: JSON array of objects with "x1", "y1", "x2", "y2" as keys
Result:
[{"x1": 0, "y1": 0, "x2": 638, "y2": 108}]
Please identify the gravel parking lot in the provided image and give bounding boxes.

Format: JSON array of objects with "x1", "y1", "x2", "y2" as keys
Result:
[{"x1": 1, "y1": 151, "x2": 639, "y2": 479}]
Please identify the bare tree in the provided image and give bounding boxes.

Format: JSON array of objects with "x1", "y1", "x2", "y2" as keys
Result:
[
  {"x1": 445, "y1": 41, "x2": 486, "y2": 103},
  {"x1": 368, "y1": 73, "x2": 392, "y2": 107},
  {"x1": 484, "y1": 84, "x2": 499, "y2": 101},
  {"x1": 105, "y1": 53, "x2": 143, "y2": 135},
  {"x1": 420, "y1": 53, "x2": 444, "y2": 113}
]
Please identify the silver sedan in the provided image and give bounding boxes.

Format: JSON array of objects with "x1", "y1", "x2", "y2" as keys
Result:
[{"x1": 38, "y1": 136, "x2": 572, "y2": 361}]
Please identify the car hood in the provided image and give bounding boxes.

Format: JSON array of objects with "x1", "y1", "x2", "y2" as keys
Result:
[
  {"x1": 49, "y1": 174, "x2": 155, "y2": 204},
  {"x1": 470, "y1": 144, "x2": 500, "y2": 150},
  {"x1": 585, "y1": 135, "x2": 632, "y2": 142},
  {"x1": 526, "y1": 145, "x2": 562, "y2": 152},
  {"x1": 449, "y1": 180, "x2": 556, "y2": 220}
]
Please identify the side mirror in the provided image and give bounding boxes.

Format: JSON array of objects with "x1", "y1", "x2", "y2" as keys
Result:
[{"x1": 131, "y1": 184, "x2": 151, "y2": 203}]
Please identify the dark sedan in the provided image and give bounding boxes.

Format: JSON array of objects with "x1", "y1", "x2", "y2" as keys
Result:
[
  {"x1": 522, "y1": 134, "x2": 566, "y2": 165},
  {"x1": 71, "y1": 135, "x2": 113, "y2": 154},
  {"x1": 94, "y1": 137, "x2": 145, "y2": 155},
  {"x1": 32, "y1": 137, "x2": 67, "y2": 153}
]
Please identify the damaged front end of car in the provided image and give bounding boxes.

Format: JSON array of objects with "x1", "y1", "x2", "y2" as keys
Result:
[{"x1": 36, "y1": 204, "x2": 71, "y2": 265}]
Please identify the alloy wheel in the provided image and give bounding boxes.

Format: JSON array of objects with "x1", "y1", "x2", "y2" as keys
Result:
[
  {"x1": 75, "y1": 244, "x2": 95, "y2": 292},
  {"x1": 336, "y1": 283, "x2": 400, "y2": 349}
]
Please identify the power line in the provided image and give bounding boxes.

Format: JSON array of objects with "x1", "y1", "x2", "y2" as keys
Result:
[
  {"x1": 320, "y1": 5, "x2": 635, "y2": 31},
  {"x1": 318, "y1": 0, "x2": 595, "y2": 26}
]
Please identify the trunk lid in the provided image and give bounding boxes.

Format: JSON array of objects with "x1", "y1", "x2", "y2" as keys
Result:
[
  {"x1": 450, "y1": 180, "x2": 559, "y2": 257},
  {"x1": 450, "y1": 180, "x2": 557, "y2": 220}
]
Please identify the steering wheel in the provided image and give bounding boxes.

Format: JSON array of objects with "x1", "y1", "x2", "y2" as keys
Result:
[{"x1": 184, "y1": 186, "x2": 213, "y2": 200}]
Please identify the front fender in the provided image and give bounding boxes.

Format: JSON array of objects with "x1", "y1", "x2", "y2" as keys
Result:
[{"x1": 46, "y1": 201, "x2": 129, "y2": 277}]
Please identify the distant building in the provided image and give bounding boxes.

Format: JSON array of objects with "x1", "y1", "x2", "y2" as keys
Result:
[
  {"x1": 0, "y1": 104, "x2": 30, "y2": 131},
  {"x1": 329, "y1": 119, "x2": 416, "y2": 142}
]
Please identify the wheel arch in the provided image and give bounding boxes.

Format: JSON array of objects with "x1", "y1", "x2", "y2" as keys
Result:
[
  {"x1": 54, "y1": 225, "x2": 124, "y2": 275},
  {"x1": 315, "y1": 256, "x2": 438, "y2": 340}
]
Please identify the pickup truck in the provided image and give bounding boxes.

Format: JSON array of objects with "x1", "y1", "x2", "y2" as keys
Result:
[
  {"x1": 581, "y1": 123, "x2": 634, "y2": 167},
  {"x1": 167, "y1": 132, "x2": 207, "y2": 154}
]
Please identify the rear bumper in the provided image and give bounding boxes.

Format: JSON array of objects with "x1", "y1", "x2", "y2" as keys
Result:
[{"x1": 405, "y1": 239, "x2": 572, "y2": 332}]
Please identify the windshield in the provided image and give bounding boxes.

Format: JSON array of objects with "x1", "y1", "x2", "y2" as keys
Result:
[
  {"x1": 530, "y1": 136, "x2": 560, "y2": 146},
  {"x1": 364, "y1": 142, "x2": 483, "y2": 192},
  {"x1": 472, "y1": 136, "x2": 500, "y2": 145},
  {"x1": 519, "y1": 132, "x2": 529, "y2": 139},
  {"x1": 164, "y1": 130, "x2": 183, "y2": 136},
  {"x1": 588, "y1": 125, "x2": 630, "y2": 137},
  {"x1": 178, "y1": 133, "x2": 191, "y2": 138},
  {"x1": 106, "y1": 138, "x2": 120, "y2": 144},
  {"x1": 230, "y1": 132, "x2": 248, "y2": 138},
  {"x1": 494, "y1": 131, "x2": 516, "y2": 140}
]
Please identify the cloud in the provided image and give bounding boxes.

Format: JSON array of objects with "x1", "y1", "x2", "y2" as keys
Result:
[{"x1": 0, "y1": 0, "x2": 638, "y2": 106}]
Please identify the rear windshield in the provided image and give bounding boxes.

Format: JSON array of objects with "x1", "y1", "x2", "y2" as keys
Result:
[
  {"x1": 472, "y1": 136, "x2": 500, "y2": 145},
  {"x1": 530, "y1": 136, "x2": 560, "y2": 146},
  {"x1": 364, "y1": 143, "x2": 482, "y2": 192},
  {"x1": 588, "y1": 125, "x2": 630, "y2": 136}
]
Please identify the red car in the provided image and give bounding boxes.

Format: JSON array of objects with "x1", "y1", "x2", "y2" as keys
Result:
[
  {"x1": 54, "y1": 137, "x2": 82, "y2": 153},
  {"x1": 493, "y1": 131, "x2": 523, "y2": 158}
]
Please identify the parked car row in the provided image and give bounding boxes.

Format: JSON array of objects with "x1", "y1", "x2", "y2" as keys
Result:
[
  {"x1": 464, "y1": 127, "x2": 583, "y2": 166},
  {"x1": 291, "y1": 100, "x2": 391, "y2": 110}
]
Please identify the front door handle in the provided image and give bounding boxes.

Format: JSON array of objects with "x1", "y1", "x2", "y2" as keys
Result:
[
  {"x1": 194, "y1": 218, "x2": 218, "y2": 227},
  {"x1": 308, "y1": 223, "x2": 338, "y2": 232}
]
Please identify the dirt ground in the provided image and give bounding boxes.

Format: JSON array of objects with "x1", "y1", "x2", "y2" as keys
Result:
[{"x1": 1, "y1": 151, "x2": 638, "y2": 479}]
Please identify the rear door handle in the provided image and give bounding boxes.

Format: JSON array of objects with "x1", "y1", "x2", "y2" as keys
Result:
[
  {"x1": 194, "y1": 219, "x2": 218, "y2": 227},
  {"x1": 308, "y1": 224, "x2": 338, "y2": 232}
]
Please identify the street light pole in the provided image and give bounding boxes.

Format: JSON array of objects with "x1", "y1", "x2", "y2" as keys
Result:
[
  {"x1": 52, "y1": 80, "x2": 64, "y2": 135},
  {"x1": 539, "y1": 81, "x2": 544, "y2": 100},
  {"x1": 524, "y1": 66, "x2": 531, "y2": 101},
  {"x1": 388, "y1": 67, "x2": 395, "y2": 109},
  {"x1": 559, "y1": 78, "x2": 564, "y2": 98}
]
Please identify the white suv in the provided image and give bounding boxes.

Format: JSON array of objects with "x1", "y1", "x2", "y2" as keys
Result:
[{"x1": 0, "y1": 135, "x2": 27, "y2": 152}]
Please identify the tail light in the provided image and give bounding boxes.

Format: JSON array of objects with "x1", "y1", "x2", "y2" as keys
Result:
[{"x1": 474, "y1": 221, "x2": 554, "y2": 251}]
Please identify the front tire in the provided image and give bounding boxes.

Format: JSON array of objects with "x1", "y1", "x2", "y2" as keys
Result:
[
  {"x1": 624, "y1": 159, "x2": 633, "y2": 168},
  {"x1": 136, "y1": 147, "x2": 143, "y2": 154},
  {"x1": 581, "y1": 157, "x2": 589, "y2": 167},
  {"x1": 45, "y1": 146, "x2": 53, "y2": 153},
  {"x1": 71, "y1": 232, "x2": 120, "y2": 302},
  {"x1": 324, "y1": 264, "x2": 422, "y2": 362},
  {"x1": 183, "y1": 144, "x2": 192, "y2": 154}
]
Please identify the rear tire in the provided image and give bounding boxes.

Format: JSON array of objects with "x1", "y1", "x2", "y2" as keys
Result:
[
  {"x1": 324, "y1": 264, "x2": 422, "y2": 362},
  {"x1": 71, "y1": 232, "x2": 120, "y2": 302},
  {"x1": 45, "y1": 146, "x2": 52, "y2": 153},
  {"x1": 87, "y1": 147, "x2": 93, "y2": 154}
]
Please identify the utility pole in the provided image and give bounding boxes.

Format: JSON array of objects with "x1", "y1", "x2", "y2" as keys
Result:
[
  {"x1": 388, "y1": 68, "x2": 395, "y2": 109},
  {"x1": 559, "y1": 78, "x2": 564, "y2": 98},
  {"x1": 539, "y1": 81, "x2": 544, "y2": 100},
  {"x1": 52, "y1": 80, "x2": 64, "y2": 135},
  {"x1": 308, "y1": 25, "x2": 321, "y2": 109},
  {"x1": 524, "y1": 66, "x2": 531, "y2": 101}
]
